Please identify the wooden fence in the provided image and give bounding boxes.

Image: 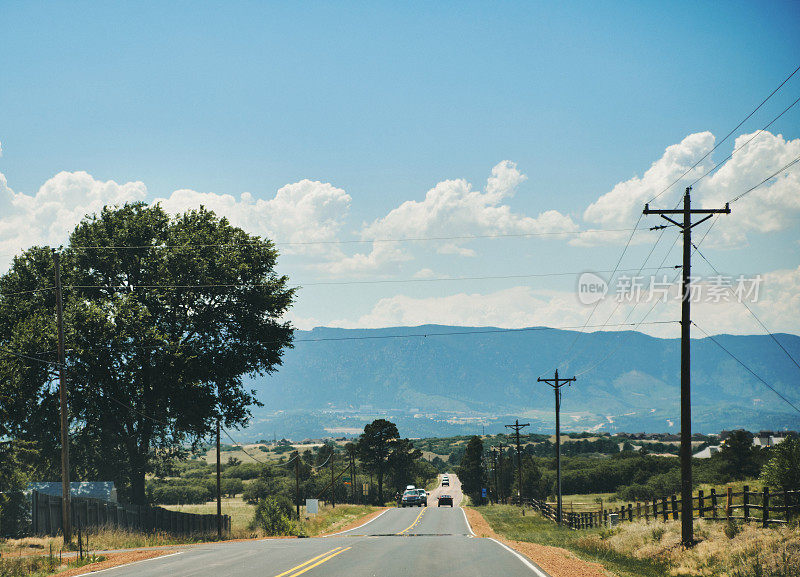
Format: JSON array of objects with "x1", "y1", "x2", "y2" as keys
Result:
[
  {"x1": 517, "y1": 485, "x2": 799, "y2": 530},
  {"x1": 31, "y1": 491, "x2": 230, "y2": 537}
]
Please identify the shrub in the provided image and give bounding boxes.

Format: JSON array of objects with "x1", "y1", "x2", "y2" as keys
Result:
[
  {"x1": 221, "y1": 478, "x2": 244, "y2": 497},
  {"x1": 724, "y1": 518, "x2": 742, "y2": 539},
  {"x1": 250, "y1": 496, "x2": 295, "y2": 535},
  {"x1": 152, "y1": 484, "x2": 212, "y2": 505},
  {"x1": 222, "y1": 462, "x2": 262, "y2": 480},
  {"x1": 760, "y1": 436, "x2": 800, "y2": 492}
]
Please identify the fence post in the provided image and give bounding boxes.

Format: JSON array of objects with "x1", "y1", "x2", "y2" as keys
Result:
[
  {"x1": 636, "y1": 502, "x2": 641, "y2": 520},
  {"x1": 671, "y1": 495, "x2": 679, "y2": 520},
  {"x1": 726, "y1": 487, "x2": 733, "y2": 519},
  {"x1": 710, "y1": 488, "x2": 717, "y2": 519},
  {"x1": 743, "y1": 485, "x2": 750, "y2": 522},
  {"x1": 698, "y1": 490, "x2": 704, "y2": 519},
  {"x1": 763, "y1": 487, "x2": 769, "y2": 528},
  {"x1": 627, "y1": 503, "x2": 633, "y2": 522}
]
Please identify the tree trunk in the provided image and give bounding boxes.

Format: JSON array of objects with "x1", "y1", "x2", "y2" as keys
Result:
[
  {"x1": 131, "y1": 468, "x2": 147, "y2": 505},
  {"x1": 378, "y1": 467, "x2": 384, "y2": 504}
]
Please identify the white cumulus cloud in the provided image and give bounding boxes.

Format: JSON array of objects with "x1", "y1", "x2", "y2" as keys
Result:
[
  {"x1": 153, "y1": 179, "x2": 352, "y2": 256},
  {"x1": 0, "y1": 170, "x2": 147, "y2": 266},
  {"x1": 326, "y1": 161, "x2": 577, "y2": 274}
]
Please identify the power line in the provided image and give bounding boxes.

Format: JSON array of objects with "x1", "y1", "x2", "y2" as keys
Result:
[
  {"x1": 691, "y1": 243, "x2": 800, "y2": 375},
  {"x1": 648, "y1": 63, "x2": 800, "y2": 204},
  {"x1": 692, "y1": 321, "x2": 800, "y2": 415},
  {"x1": 688, "y1": 94, "x2": 800, "y2": 189},
  {"x1": 62, "y1": 227, "x2": 645, "y2": 252},
  {"x1": 545, "y1": 214, "x2": 645, "y2": 376},
  {"x1": 729, "y1": 154, "x2": 800, "y2": 204},
  {"x1": 219, "y1": 427, "x2": 268, "y2": 465},
  {"x1": 0, "y1": 346, "x2": 62, "y2": 366}
]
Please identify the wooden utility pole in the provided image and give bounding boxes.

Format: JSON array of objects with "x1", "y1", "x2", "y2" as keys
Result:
[
  {"x1": 53, "y1": 250, "x2": 71, "y2": 543},
  {"x1": 216, "y1": 420, "x2": 222, "y2": 539},
  {"x1": 538, "y1": 370, "x2": 576, "y2": 525},
  {"x1": 496, "y1": 442, "x2": 507, "y2": 503},
  {"x1": 505, "y1": 420, "x2": 530, "y2": 504},
  {"x1": 489, "y1": 449, "x2": 498, "y2": 504},
  {"x1": 294, "y1": 454, "x2": 301, "y2": 519},
  {"x1": 330, "y1": 450, "x2": 335, "y2": 508},
  {"x1": 644, "y1": 187, "x2": 730, "y2": 546}
]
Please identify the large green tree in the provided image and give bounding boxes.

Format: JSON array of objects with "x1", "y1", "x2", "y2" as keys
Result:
[
  {"x1": 760, "y1": 436, "x2": 800, "y2": 493},
  {"x1": 0, "y1": 203, "x2": 295, "y2": 503},
  {"x1": 357, "y1": 419, "x2": 399, "y2": 504},
  {"x1": 457, "y1": 436, "x2": 486, "y2": 504}
]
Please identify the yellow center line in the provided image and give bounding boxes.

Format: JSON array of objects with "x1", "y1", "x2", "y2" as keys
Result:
[
  {"x1": 286, "y1": 546, "x2": 352, "y2": 577},
  {"x1": 396, "y1": 506, "x2": 427, "y2": 535},
  {"x1": 272, "y1": 547, "x2": 342, "y2": 577}
]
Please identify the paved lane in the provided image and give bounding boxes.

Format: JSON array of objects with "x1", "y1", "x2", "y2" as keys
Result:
[{"x1": 99, "y1": 475, "x2": 550, "y2": 577}]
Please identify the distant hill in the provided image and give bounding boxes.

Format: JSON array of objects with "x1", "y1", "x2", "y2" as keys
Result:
[{"x1": 241, "y1": 326, "x2": 800, "y2": 440}]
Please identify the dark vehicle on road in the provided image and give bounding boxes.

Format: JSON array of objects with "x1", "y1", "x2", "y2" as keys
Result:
[
  {"x1": 442, "y1": 478, "x2": 449, "y2": 486},
  {"x1": 401, "y1": 489, "x2": 425, "y2": 507},
  {"x1": 438, "y1": 494, "x2": 454, "y2": 507}
]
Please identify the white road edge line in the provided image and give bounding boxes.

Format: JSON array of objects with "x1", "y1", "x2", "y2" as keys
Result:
[
  {"x1": 460, "y1": 507, "x2": 476, "y2": 536},
  {"x1": 488, "y1": 539, "x2": 552, "y2": 577},
  {"x1": 323, "y1": 507, "x2": 393, "y2": 537},
  {"x1": 76, "y1": 551, "x2": 183, "y2": 575}
]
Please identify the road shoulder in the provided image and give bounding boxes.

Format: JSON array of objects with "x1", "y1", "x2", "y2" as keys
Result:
[
  {"x1": 52, "y1": 550, "x2": 178, "y2": 576},
  {"x1": 462, "y1": 507, "x2": 608, "y2": 577},
  {"x1": 319, "y1": 506, "x2": 390, "y2": 536}
]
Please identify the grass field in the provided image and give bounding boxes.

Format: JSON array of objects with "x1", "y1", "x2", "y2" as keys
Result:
[
  {"x1": 474, "y1": 504, "x2": 800, "y2": 577},
  {"x1": 474, "y1": 504, "x2": 666, "y2": 577},
  {"x1": 163, "y1": 497, "x2": 379, "y2": 537}
]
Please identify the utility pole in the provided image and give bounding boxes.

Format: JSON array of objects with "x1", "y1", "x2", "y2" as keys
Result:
[
  {"x1": 53, "y1": 249, "x2": 71, "y2": 544},
  {"x1": 489, "y1": 449, "x2": 498, "y2": 504},
  {"x1": 216, "y1": 420, "x2": 222, "y2": 539},
  {"x1": 538, "y1": 370, "x2": 576, "y2": 525},
  {"x1": 294, "y1": 454, "x2": 301, "y2": 519},
  {"x1": 330, "y1": 450, "x2": 335, "y2": 508},
  {"x1": 644, "y1": 187, "x2": 730, "y2": 546},
  {"x1": 496, "y1": 442, "x2": 506, "y2": 503},
  {"x1": 505, "y1": 419, "x2": 530, "y2": 504}
]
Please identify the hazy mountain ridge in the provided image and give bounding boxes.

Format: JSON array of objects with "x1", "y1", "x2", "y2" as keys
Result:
[{"x1": 243, "y1": 326, "x2": 800, "y2": 440}]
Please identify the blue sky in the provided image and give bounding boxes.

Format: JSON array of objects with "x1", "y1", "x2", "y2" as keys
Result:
[{"x1": 1, "y1": 1, "x2": 799, "y2": 337}]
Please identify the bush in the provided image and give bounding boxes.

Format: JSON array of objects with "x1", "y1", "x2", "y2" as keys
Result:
[
  {"x1": 151, "y1": 484, "x2": 212, "y2": 505},
  {"x1": 222, "y1": 462, "x2": 262, "y2": 480},
  {"x1": 250, "y1": 496, "x2": 295, "y2": 535},
  {"x1": 221, "y1": 478, "x2": 244, "y2": 497},
  {"x1": 760, "y1": 436, "x2": 800, "y2": 492}
]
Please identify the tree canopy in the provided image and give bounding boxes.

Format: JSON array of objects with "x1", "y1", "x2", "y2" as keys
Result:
[
  {"x1": 457, "y1": 436, "x2": 486, "y2": 504},
  {"x1": 0, "y1": 203, "x2": 295, "y2": 503},
  {"x1": 357, "y1": 419, "x2": 399, "y2": 503}
]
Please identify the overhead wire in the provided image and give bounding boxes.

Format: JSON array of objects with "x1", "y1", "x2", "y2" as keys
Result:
[
  {"x1": 61, "y1": 227, "x2": 646, "y2": 252},
  {"x1": 692, "y1": 321, "x2": 800, "y2": 415},
  {"x1": 691, "y1": 243, "x2": 800, "y2": 375},
  {"x1": 647, "y1": 63, "x2": 800, "y2": 204},
  {"x1": 688, "y1": 94, "x2": 800, "y2": 189}
]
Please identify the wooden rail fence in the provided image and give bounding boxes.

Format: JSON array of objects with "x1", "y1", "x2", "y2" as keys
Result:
[
  {"x1": 31, "y1": 491, "x2": 230, "y2": 537},
  {"x1": 516, "y1": 485, "x2": 799, "y2": 530}
]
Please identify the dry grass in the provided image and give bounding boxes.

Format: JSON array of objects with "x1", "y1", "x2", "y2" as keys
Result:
[
  {"x1": 162, "y1": 497, "x2": 255, "y2": 535},
  {"x1": 576, "y1": 518, "x2": 800, "y2": 576},
  {"x1": 299, "y1": 504, "x2": 382, "y2": 536}
]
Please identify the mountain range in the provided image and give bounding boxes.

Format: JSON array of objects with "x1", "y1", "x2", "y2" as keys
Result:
[{"x1": 239, "y1": 325, "x2": 800, "y2": 441}]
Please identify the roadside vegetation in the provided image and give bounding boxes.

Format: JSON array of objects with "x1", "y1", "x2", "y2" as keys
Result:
[{"x1": 473, "y1": 504, "x2": 800, "y2": 577}]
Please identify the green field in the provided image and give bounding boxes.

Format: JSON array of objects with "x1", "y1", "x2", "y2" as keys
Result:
[{"x1": 473, "y1": 505, "x2": 667, "y2": 577}]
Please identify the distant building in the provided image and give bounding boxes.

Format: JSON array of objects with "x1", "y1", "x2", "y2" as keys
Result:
[
  {"x1": 753, "y1": 435, "x2": 786, "y2": 448},
  {"x1": 693, "y1": 446, "x2": 721, "y2": 459},
  {"x1": 27, "y1": 482, "x2": 117, "y2": 502}
]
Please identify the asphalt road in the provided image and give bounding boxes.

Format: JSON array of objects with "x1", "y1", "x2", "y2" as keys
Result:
[{"x1": 101, "y1": 475, "x2": 550, "y2": 577}]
